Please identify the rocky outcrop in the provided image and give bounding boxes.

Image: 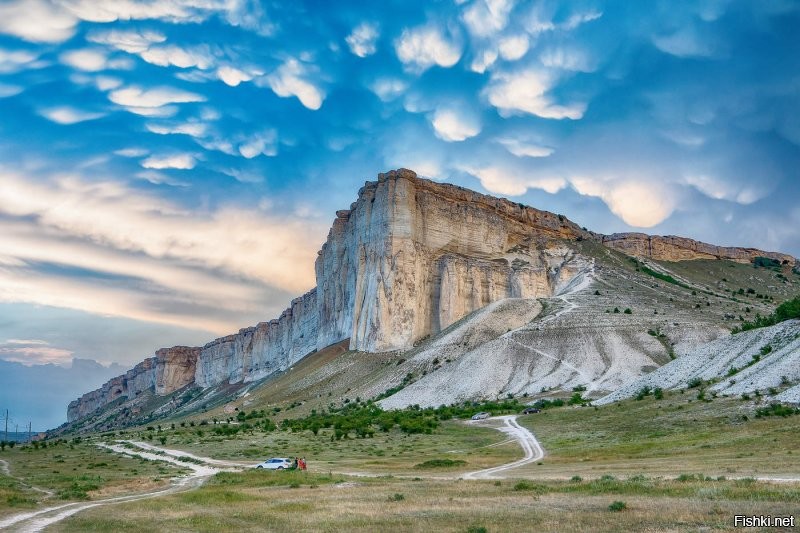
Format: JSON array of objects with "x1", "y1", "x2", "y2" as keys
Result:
[
  {"x1": 155, "y1": 346, "x2": 200, "y2": 395},
  {"x1": 602, "y1": 233, "x2": 797, "y2": 266},
  {"x1": 67, "y1": 169, "x2": 798, "y2": 422},
  {"x1": 67, "y1": 357, "x2": 156, "y2": 422}
]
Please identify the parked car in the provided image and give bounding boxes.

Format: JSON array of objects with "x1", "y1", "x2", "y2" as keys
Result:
[
  {"x1": 471, "y1": 412, "x2": 490, "y2": 420},
  {"x1": 255, "y1": 458, "x2": 292, "y2": 470},
  {"x1": 522, "y1": 407, "x2": 541, "y2": 414}
]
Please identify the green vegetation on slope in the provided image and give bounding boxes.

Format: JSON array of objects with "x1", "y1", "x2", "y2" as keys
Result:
[
  {"x1": 732, "y1": 295, "x2": 800, "y2": 333},
  {"x1": 280, "y1": 399, "x2": 526, "y2": 439}
]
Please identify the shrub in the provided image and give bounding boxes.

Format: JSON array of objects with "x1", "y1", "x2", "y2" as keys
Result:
[
  {"x1": 388, "y1": 493, "x2": 405, "y2": 501},
  {"x1": 687, "y1": 377, "x2": 703, "y2": 389},
  {"x1": 415, "y1": 459, "x2": 467, "y2": 469},
  {"x1": 624, "y1": 308, "x2": 632, "y2": 314},
  {"x1": 570, "y1": 475, "x2": 583, "y2": 482},
  {"x1": 653, "y1": 387, "x2": 664, "y2": 400},
  {"x1": 608, "y1": 501, "x2": 627, "y2": 512}
]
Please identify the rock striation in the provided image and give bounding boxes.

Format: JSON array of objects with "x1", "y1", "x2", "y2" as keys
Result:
[
  {"x1": 602, "y1": 233, "x2": 796, "y2": 265},
  {"x1": 67, "y1": 169, "x2": 798, "y2": 422}
]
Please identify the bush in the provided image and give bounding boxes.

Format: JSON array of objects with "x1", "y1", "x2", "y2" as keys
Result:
[
  {"x1": 415, "y1": 459, "x2": 467, "y2": 469},
  {"x1": 624, "y1": 308, "x2": 632, "y2": 314},
  {"x1": 387, "y1": 493, "x2": 405, "y2": 501},
  {"x1": 608, "y1": 501, "x2": 627, "y2": 512},
  {"x1": 687, "y1": 377, "x2": 703, "y2": 389}
]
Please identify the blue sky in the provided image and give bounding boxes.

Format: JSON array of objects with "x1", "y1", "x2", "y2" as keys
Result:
[{"x1": 0, "y1": 0, "x2": 799, "y2": 372}]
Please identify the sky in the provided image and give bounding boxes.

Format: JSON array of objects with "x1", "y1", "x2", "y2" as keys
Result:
[{"x1": 0, "y1": 0, "x2": 799, "y2": 379}]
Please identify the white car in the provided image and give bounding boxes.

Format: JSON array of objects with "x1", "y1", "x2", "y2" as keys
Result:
[
  {"x1": 255, "y1": 458, "x2": 292, "y2": 470},
  {"x1": 471, "y1": 412, "x2": 490, "y2": 420}
]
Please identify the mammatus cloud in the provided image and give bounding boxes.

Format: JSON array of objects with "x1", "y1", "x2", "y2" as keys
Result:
[
  {"x1": 462, "y1": 165, "x2": 566, "y2": 197},
  {"x1": 0, "y1": 172, "x2": 323, "y2": 333},
  {"x1": 263, "y1": 59, "x2": 324, "y2": 110},
  {"x1": 109, "y1": 85, "x2": 206, "y2": 114},
  {"x1": 570, "y1": 177, "x2": 677, "y2": 228},
  {"x1": 395, "y1": 25, "x2": 462, "y2": 73},
  {"x1": 38, "y1": 106, "x2": 106, "y2": 125},
  {"x1": 430, "y1": 107, "x2": 481, "y2": 142},
  {"x1": 141, "y1": 153, "x2": 197, "y2": 169},
  {"x1": 496, "y1": 137, "x2": 553, "y2": 158},
  {"x1": 461, "y1": 0, "x2": 515, "y2": 37},
  {"x1": 346, "y1": 22, "x2": 379, "y2": 58},
  {"x1": 0, "y1": 0, "x2": 77, "y2": 43},
  {"x1": 87, "y1": 28, "x2": 167, "y2": 53},
  {"x1": 369, "y1": 78, "x2": 408, "y2": 102},
  {"x1": 485, "y1": 68, "x2": 586, "y2": 119}
]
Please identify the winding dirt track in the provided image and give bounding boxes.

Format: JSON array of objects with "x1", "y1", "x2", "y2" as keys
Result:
[{"x1": 463, "y1": 415, "x2": 545, "y2": 480}]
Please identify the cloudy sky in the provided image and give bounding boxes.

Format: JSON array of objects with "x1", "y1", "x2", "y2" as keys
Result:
[{"x1": 0, "y1": 0, "x2": 799, "y2": 372}]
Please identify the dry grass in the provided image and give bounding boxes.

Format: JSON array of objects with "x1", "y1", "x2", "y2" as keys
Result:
[
  {"x1": 53, "y1": 473, "x2": 799, "y2": 532},
  {"x1": 515, "y1": 392, "x2": 800, "y2": 479}
]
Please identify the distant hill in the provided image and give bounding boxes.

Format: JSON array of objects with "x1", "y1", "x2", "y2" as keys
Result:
[{"x1": 0, "y1": 358, "x2": 126, "y2": 430}]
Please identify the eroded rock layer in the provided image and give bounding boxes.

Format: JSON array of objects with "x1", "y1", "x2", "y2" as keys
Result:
[{"x1": 603, "y1": 233, "x2": 796, "y2": 265}]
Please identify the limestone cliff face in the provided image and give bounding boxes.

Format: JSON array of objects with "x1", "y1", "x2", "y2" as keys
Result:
[
  {"x1": 67, "y1": 357, "x2": 156, "y2": 422},
  {"x1": 155, "y1": 346, "x2": 200, "y2": 395},
  {"x1": 602, "y1": 233, "x2": 796, "y2": 265},
  {"x1": 67, "y1": 169, "x2": 798, "y2": 422},
  {"x1": 315, "y1": 169, "x2": 588, "y2": 352}
]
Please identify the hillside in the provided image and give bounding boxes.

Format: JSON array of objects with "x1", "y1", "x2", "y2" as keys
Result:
[
  {"x1": 596, "y1": 318, "x2": 800, "y2": 405},
  {"x1": 61, "y1": 169, "x2": 800, "y2": 431}
]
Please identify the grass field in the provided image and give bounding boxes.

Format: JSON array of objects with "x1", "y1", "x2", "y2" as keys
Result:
[
  {"x1": 4, "y1": 387, "x2": 799, "y2": 530},
  {"x1": 515, "y1": 391, "x2": 800, "y2": 479},
  {"x1": 0, "y1": 438, "x2": 189, "y2": 519},
  {"x1": 52, "y1": 470, "x2": 800, "y2": 532}
]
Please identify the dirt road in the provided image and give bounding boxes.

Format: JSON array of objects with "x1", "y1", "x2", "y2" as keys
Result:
[
  {"x1": 463, "y1": 415, "x2": 545, "y2": 480},
  {"x1": 0, "y1": 441, "x2": 232, "y2": 533}
]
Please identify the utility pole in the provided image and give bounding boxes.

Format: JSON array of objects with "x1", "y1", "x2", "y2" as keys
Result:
[{"x1": 3, "y1": 409, "x2": 7, "y2": 443}]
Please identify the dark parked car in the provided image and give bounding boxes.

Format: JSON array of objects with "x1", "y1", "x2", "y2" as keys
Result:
[{"x1": 522, "y1": 407, "x2": 541, "y2": 414}]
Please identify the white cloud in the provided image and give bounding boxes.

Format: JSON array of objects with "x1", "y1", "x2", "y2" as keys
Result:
[
  {"x1": 264, "y1": 59, "x2": 324, "y2": 110},
  {"x1": 498, "y1": 34, "x2": 529, "y2": 61},
  {"x1": 496, "y1": 138, "x2": 554, "y2": 158},
  {"x1": 141, "y1": 153, "x2": 197, "y2": 170},
  {"x1": 6, "y1": 339, "x2": 49, "y2": 345},
  {"x1": 61, "y1": 48, "x2": 118, "y2": 72},
  {"x1": 0, "y1": 172, "x2": 322, "y2": 333},
  {"x1": 125, "y1": 105, "x2": 180, "y2": 118},
  {"x1": 0, "y1": 48, "x2": 39, "y2": 74},
  {"x1": 430, "y1": 108, "x2": 481, "y2": 142},
  {"x1": 485, "y1": 68, "x2": 586, "y2": 119},
  {"x1": 0, "y1": 83, "x2": 23, "y2": 98},
  {"x1": 0, "y1": 0, "x2": 77, "y2": 43},
  {"x1": 463, "y1": 165, "x2": 566, "y2": 196},
  {"x1": 653, "y1": 28, "x2": 716, "y2": 58},
  {"x1": 115, "y1": 148, "x2": 149, "y2": 158},
  {"x1": 682, "y1": 174, "x2": 767, "y2": 205},
  {"x1": 217, "y1": 65, "x2": 254, "y2": 86},
  {"x1": 0, "y1": 345, "x2": 74, "y2": 365},
  {"x1": 140, "y1": 44, "x2": 215, "y2": 69},
  {"x1": 462, "y1": 0, "x2": 515, "y2": 37},
  {"x1": 571, "y1": 177, "x2": 676, "y2": 227},
  {"x1": 369, "y1": 78, "x2": 408, "y2": 101},
  {"x1": 109, "y1": 86, "x2": 206, "y2": 109},
  {"x1": 146, "y1": 121, "x2": 207, "y2": 137},
  {"x1": 94, "y1": 75, "x2": 123, "y2": 91},
  {"x1": 87, "y1": 28, "x2": 166, "y2": 53},
  {"x1": 539, "y1": 47, "x2": 594, "y2": 72},
  {"x1": 38, "y1": 106, "x2": 106, "y2": 125},
  {"x1": 238, "y1": 130, "x2": 278, "y2": 158},
  {"x1": 470, "y1": 48, "x2": 498, "y2": 73},
  {"x1": 395, "y1": 25, "x2": 462, "y2": 73},
  {"x1": 346, "y1": 22, "x2": 379, "y2": 57}
]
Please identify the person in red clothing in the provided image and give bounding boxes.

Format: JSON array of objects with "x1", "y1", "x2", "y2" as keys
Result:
[{"x1": 299, "y1": 457, "x2": 307, "y2": 471}]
